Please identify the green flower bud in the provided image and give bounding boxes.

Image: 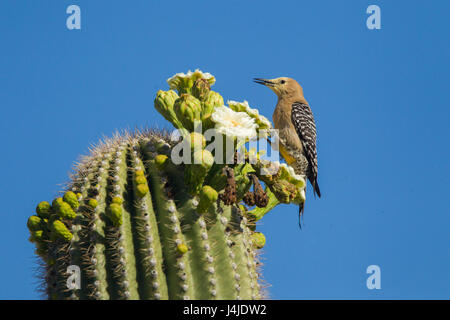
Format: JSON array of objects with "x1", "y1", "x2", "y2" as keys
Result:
[
  {"x1": 251, "y1": 232, "x2": 266, "y2": 249},
  {"x1": 52, "y1": 197, "x2": 64, "y2": 211},
  {"x1": 63, "y1": 191, "x2": 79, "y2": 210},
  {"x1": 174, "y1": 94, "x2": 202, "y2": 131},
  {"x1": 197, "y1": 185, "x2": 218, "y2": 213},
  {"x1": 27, "y1": 215, "x2": 42, "y2": 231},
  {"x1": 193, "y1": 149, "x2": 214, "y2": 168},
  {"x1": 88, "y1": 198, "x2": 98, "y2": 208},
  {"x1": 107, "y1": 203, "x2": 123, "y2": 227},
  {"x1": 186, "y1": 150, "x2": 214, "y2": 194},
  {"x1": 111, "y1": 196, "x2": 123, "y2": 205},
  {"x1": 76, "y1": 193, "x2": 82, "y2": 200},
  {"x1": 51, "y1": 220, "x2": 73, "y2": 242},
  {"x1": 55, "y1": 201, "x2": 77, "y2": 220},
  {"x1": 154, "y1": 90, "x2": 183, "y2": 129},
  {"x1": 202, "y1": 91, "x2": 224, "y2": 129},
  {"x1": 154, "y1": 154, "x2": 169, "y2": 170},
  {"x1": 135, "y1": 184, "x2": 149, "y2": 198},
  {"x1": 135, "y1": 175, "x2": 147, "y2": 185},
  {"x1": 189, "y1": 132, "x2": 206, "y2": 151},
  {"x1": 177, "y1": 243, "x2": 188, "y2": 254},
  {"x1": 31, "y1": 230, "x2": 44, "y2": 242},
  {"x1": 36, "y1": 201, "x2": 51, "y2": 219},
  {"x1": 135, "y1": 169, "x2": 145, "y2": 177}
]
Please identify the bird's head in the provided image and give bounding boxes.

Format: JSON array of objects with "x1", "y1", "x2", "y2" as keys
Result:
[{"x1": 253, "y1": 77, "x2": 303, "y2": 99}]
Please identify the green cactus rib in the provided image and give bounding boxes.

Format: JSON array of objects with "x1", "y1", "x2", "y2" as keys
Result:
[
  {"x1": 78, "y1": 150, "x2": 112, "y2": 299},
  {"x1": 65, "y1": 169, "x2": 91, "y2": 300},
  {"x1": 227, "y1": 206, "x2": 260, "y2": 299},
  {"x1": 176, "y1": 201, "x2": 217, "y2": 299},
  {"x1": 204, "y1": 204, "x2": 240, "y2": 299},
  {"x1": 102, "y1": 144, "x2": 140, "y2": 299},
  {"x1": 128, "y1": 146, "x2": 168, "y2": 299},
  {"x1": 144, "y1": 154, "x2": 196, "y2": 299},
  {"x1": 141, "y1": 140, "x2": 219, "y2": 299}
]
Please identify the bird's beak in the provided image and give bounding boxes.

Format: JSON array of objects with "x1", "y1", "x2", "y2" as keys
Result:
[{"x1": 253, "y1": 78, "x2": 275, "y2": 87}]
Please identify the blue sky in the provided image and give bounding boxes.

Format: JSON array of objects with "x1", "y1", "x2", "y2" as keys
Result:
[{"x1": 0, "y1": 0, "x2": 448, "y2": 299}]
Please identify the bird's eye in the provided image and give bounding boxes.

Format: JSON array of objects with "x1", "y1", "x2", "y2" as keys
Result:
[{"x1": 280, "y1": 80, "x2": 286, "y2": 84}]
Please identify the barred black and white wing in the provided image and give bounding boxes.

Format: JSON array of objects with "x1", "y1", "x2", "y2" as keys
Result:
[{"x1": 291, "y1": 102, "x2": 321, "y2": 197}]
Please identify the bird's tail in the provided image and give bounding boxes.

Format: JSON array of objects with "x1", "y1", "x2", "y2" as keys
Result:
[
  {"x1": 298, "y1": 202, "x2": 304, "y2": 229},
  {"x1": 309, "y1": 176, "x2": 321, "y2": 198}
]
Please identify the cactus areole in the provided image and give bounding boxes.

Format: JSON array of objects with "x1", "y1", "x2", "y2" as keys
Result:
[{"x1": 27, "y1": 70, "x2": 306, "y2": 300}]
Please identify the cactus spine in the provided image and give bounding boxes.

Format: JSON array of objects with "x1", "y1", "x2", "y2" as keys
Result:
[{"x1": 27, "y1": 70, "x2": 306, "y2": 300}]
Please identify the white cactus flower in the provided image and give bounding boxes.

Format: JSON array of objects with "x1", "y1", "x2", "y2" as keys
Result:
[
  {"x1": 211, "y1": 106, "x2": 258, "y2": 140},
  {"x1": 227, "y1": 100, "x2": 272, "y2": 136}
]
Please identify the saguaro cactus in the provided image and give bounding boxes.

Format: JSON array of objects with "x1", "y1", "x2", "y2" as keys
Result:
[{"x1": 27, "y1": 70, "x2": 306, "y2": 300}]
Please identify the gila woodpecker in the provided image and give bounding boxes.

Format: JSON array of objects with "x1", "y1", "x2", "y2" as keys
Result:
[{"x1": 254, "y1": 77, "x2": 321, "y2": 222}]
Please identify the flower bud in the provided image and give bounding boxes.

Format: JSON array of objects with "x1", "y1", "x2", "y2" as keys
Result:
[
  {"x1": 185, "y1": 149, "x2": 214, "y2": 194},
  {"x1": 136, "y1": 184, "x2": 149, "y2": 198},
  {"x1": 27, "y1": 215, "x2": 42, "y2": 232},
  {"x1": 251, "y1": 232, "x2": 266, "y2": 249},
  {"x1": 31, "y1": 230, "x2": 44, "y2": 242},
  {"x1": 51, "y1": 220, "x2": 73, "y2": 242},
  {"x1": 36, "y1": 201, "x2": 51, "y2": 219},
  {"x1": 52, "y1": 197, "x2": 64, "y2": 211},
  {"x1": 192, "y1": 149, "x2": 214, "y2": 168},
  {"x1": 88, "y1": 198, "x2": 98, "y2": 208},
  {"x1": 107, "y1": 203, "x2": 123, "y2": 227},
  {"x1": 154, "y1": 90, "x2": 183, "y2": 129},
  {"x1": 197, "y1": 185, "x2": 218, "y2": 213},
  {"x1": 189, "y1": 132, "x2": 206, "y2": 151},
  {"x1": 112, "y1": 196, "x2": 123, "y2": 205},
  {"x1": 177, "y1": 243, "x2": 188, "y2": 255},
  {"x1": 154, "y1": 154, "x2": 169, "y2": 170},
  {"x1": 55, "y1": 201, "x2": 77, "y2": 220},
  {"x1": 63, "y1": 191, "x2": 79, "y2": 210},
  {"x1": 202, "y1": 91, "x2": 224, "y2": 129},
  {"x1": 174, "y1": 94, "x2": 202, "y2": 131}
]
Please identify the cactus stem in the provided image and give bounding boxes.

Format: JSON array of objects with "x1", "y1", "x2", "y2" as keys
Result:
[
  {"x1": 204, "y1": 204, "x2": 240, "y2": 299},
  {"x1": 103, "y1": 144, "x2": 140, "y2": 299},
  {"x1": 31, "y1": 129, "x2": 268, "y2": 300},
  {"x1": 128, "y1": 151, "x2": 168, "y2": 299},
  {"x1": 144, "y1": 152, "x2": 195, "y2": 300},
  {"x1": 78, "y1": 151, "x2": 111, "y2": 300},
  {"x1": 177, "y1": 201, "x2": 217, "y2": 299}
]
